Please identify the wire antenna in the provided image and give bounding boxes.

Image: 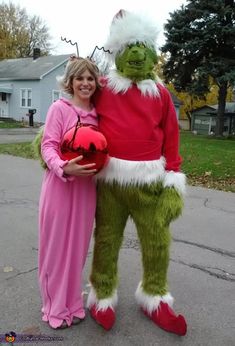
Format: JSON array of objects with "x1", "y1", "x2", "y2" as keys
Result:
[
  {"x1": 89, "y1": 46, "x2": 112, "y2": 60},
  {"x1": 61, "y1": 37, "x2": 79, "y2": 56}
]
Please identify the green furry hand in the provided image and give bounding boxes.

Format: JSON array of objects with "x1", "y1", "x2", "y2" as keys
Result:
[
  {"x1": 31, "y1": 127, "x2": 47, "y2": 169},
  {"x1": 155, "y1": 187, "x2": 184, "y2": 227}
]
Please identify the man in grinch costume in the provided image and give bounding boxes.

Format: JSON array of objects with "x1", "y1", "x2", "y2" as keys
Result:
[{"x1": 87, "y1": 10, "x2": 187, "y2": 336}]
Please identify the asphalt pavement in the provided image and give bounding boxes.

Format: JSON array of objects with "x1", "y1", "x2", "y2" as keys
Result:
[{"x1": 0, "y1": 130, "x2": 235, "y2": 346}]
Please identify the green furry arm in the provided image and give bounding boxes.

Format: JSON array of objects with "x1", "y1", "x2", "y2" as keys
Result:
[
  {"x1": 156, "y1": 187, "x2": 184, "y2": 227},
  {"x1": 31, "y1": 127, "x2": 47, "y2": 169}
]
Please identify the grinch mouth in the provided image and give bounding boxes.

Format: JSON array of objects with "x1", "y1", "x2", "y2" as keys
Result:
[{"x1": 128, "y1": 61, "x2": 144, "y2": 66}]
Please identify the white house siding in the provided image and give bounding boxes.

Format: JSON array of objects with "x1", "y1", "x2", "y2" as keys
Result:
[
  {"x1": 39, "y1": 65, "x2": 66, "y2": 123},
  {"x1": 0, "y1": 54, "x2": 70, "y2": 124},
  {"x1": 6, "y1": 80, "x2": 39, "y2": 122}
]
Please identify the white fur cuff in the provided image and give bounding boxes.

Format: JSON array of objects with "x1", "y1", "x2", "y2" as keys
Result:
[
  {"x1": 87, "y1": 286, "x2": 118, "y2": 311},
  {"x1": 135, "y1": 281, "x2": 174, "y2": 314},
  {"x1": 96, "y1": 156, "x2": 166, "y2": 185},
  {"x1": 163, "y1": 171, "x2": 186, "y2": 196}
]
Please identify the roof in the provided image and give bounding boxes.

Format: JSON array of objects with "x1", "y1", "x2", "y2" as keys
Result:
[
  {"x1": 193, "y1": 103, "x2": 235, "y2": 113},
  {"x1": 213, "y1": 102, "x2": 235, "y2": 113},
  {"x1": 0, "y1": 55, "x2": 71, "y2": 81},
  {"x1": 0, "y1": 84, "x2": 13, "y2": 93},
  {"x1": 170, "y1": 93, "x2": 183, "y2": 105},
  {"x1": 192, "y1": 105, "x2": 215, "y2": 112}
]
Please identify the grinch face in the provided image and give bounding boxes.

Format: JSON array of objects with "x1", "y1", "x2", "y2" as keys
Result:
[{"x1": 115, "y1": 42, "x2": 157, "y2": 82}]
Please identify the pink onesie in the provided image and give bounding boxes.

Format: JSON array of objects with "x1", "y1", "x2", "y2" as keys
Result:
[{"x1": 38, "y1": 98, "x2": 97, "y2": 328}]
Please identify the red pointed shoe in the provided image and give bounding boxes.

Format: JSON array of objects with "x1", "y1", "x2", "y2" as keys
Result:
[
  {"x1": 90, "y1": 305, "x2": 116, "y2": 331},
  {"x1": 143, "y1": 302, "x2": 187, "y2": 336}
]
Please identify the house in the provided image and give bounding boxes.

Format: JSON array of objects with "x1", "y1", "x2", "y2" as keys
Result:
[
  {"x1": 191, "y1": 103, "x2": 235, "y2": 135},
  {"x1": 0, "y1": 49, "x2": 71, "y2": 124},
  {"x1": 0, "y1": 50, "x2": 182, "y2": 125},
  {"x1": 170, "y1": 93, "x2": 182, "y2": 120}
]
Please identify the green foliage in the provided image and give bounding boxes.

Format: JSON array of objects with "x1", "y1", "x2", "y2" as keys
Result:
[
  {"x1": 161, "y1": 0, "x2": 235, "y2": 136},
  {"x1": 0, "y1": 1, "x2": 51, "y2": 59},
  {"x1": 162, "y1": 0, "x2": 235, "y2": 92}
]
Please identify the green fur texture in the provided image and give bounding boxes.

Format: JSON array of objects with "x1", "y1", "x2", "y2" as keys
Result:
[
  {"x1": 90, "y1": 182, "x2": 183, "y2": 298},
  {"x1": 154, "y1": 187, "x2": 184, "y2": 228},
  {"x1": 115, "y1": 43, "x2": 158, "y2": 82},
  {"x1": 31, "y1": 127, "x2": 47, "y2": 169}
]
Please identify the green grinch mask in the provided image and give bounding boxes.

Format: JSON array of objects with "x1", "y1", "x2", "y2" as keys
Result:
[{"x1": 115, "y1": 42, "x2": 157, "y2": 82}]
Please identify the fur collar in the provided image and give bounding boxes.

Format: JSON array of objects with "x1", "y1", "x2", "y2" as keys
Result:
[{"x1": 107, "y1": 69, "x2": 162, "y2": 97}]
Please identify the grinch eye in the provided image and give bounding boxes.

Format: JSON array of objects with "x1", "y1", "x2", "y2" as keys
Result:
[{"x1": 137, "y1": 42, "x2": 146, "y2": 48}]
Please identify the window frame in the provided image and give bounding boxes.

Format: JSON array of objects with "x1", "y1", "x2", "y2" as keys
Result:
[{"x1": 20, "y1": 88, "x2": 32, "y2": 108}]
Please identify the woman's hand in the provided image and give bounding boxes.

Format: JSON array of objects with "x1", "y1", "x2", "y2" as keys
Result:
[{"x1": 63, "y1": 156, "x2": 97, "y2": 177}]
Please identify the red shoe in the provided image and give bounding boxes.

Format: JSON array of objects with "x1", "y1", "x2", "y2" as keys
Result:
[
  {"x1": 90, "y1": 305, "x2": 116, "y2": 330},
  {"x1": 142, "y1": 302, "x2": 187, "y2": 336}
]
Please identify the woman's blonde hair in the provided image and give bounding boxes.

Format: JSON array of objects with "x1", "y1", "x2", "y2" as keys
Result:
[{"x1": 58, "y1": 57, "x2": 101, "y2": 95}]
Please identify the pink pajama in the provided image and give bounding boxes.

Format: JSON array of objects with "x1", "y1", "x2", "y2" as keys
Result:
[
  {"x1": 38, "y1": 98, "x2": 97, "y2": 328},
  {"x1": 39, "y1": 173, "x2": 96, "y2": 328}
]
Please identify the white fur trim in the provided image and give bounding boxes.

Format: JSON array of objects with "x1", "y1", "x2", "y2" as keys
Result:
[
  {"x1": 96, "y1": 156, "x2": 166, "y2": 186},
  {"x1": 107, "y1": 70, "x2": 132, "y2": 94},
  {"x1": 107, "y1": 70, "x2": 161, "y2": 97},
  {"x1": 87, "y1": 287, "x2": 118, "y2": 311},
  {"x1": 105, "y1": 11, "x2": 159, "y2": 59},
  {"x1": 137, "y1": 79, "x2": 162, "y2": 97},
  {"x1": 163, "y1": 171, "x2": 186, "y2": 196},
  {"x1": 135, "y1": 281, "x2": 174, "y2": 314}
]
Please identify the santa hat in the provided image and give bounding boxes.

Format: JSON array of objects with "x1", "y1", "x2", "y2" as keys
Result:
[{"x1": 105, "y1": 10, "x2": 159, "y2": 60}]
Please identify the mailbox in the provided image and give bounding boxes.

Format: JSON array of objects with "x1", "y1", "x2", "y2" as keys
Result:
[
  {"x1": 28, "y1": 109, "x2": 37, "y2": 115},
  {"x1": 27, "y1": 109, "x2": 36, "y2": 126}
]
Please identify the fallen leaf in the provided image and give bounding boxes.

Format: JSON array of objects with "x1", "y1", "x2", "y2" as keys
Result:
[
  {"x1": 3, "y1": 266, "x2": 13, "y2": 273},
  {"x1": 204, "y1": 171, "x2": 212, "y2": 176},
  {"x1": 22, "y1": 326, "x2": 40, "y2": 334}
]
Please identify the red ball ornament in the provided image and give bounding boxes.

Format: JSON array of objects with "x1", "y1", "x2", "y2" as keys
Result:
[{"x1": 60, "y1": 124, "x2": 109, "y2": 172}]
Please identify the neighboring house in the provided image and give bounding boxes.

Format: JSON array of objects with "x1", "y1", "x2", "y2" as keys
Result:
[
  {"x1": 0, "y1": 50, "x2": 71, "y2": 123},
  {"x1": 191, "y1": 103, "x2": 235, "y2": 135},
  {"x1": 0, "y1": 50, "x2": 182, "y2": 125},
  {"x1": 170, "y1": 93, "x2": 182, "y2": 120}
]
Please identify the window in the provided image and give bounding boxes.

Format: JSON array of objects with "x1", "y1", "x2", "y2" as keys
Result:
[
  {"x1": 20, "y1": 89, "x2": 32, "y2": 107},
  {"x1": 52, "y1": 90, "x2": 61, "y2": 102}
]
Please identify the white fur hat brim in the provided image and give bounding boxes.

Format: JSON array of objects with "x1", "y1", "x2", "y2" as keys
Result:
[{"x1": 105, "y1": 10, "x2": 159, "y2": 59}]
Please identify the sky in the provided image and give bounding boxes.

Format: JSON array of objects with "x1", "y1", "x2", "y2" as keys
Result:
[{"x1": 7, "y1": 0, "x2": 187, "y2": 57}]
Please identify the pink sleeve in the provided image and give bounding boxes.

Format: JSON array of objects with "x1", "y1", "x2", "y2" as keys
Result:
[{"x1": 41, "y1": 103, "x2": 73, "y2": 182}]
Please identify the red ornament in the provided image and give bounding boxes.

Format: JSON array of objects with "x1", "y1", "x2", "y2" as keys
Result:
[{"x1": 60, "y1": 124, "x2": 109, "y2": 172}]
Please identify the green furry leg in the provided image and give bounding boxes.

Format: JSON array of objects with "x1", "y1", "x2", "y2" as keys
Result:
[
  {"x1": 90, "y1": 182, "x2": 129, "y2": 299},
  {"x1": 131, "y1": 184, "x2": 184, "y2": 296},
  {"x1": 90, "y1": 181, "x2": 184, "y2": 299}
]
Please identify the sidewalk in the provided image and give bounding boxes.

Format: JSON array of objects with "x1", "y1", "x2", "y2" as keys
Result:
[{"x1": 0, "y1": 154, "x2": 235, "y2": 346}]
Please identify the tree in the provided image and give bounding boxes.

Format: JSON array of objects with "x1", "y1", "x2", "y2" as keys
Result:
[
  {"x1": 161, "y1": 0, "x2": 235, "y2": 136},
  {"x1": 0, "y1": 1, "x2": 51, "y2": 59}
]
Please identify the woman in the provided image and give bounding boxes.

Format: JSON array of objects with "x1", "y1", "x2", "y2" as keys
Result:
[{"x1": 38, "y1": 57, "x2": 100, "y2": 329}]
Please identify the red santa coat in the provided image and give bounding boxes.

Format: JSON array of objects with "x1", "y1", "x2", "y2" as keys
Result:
[{"x1": 95, "y1": 75, "x2": 186, "y2": 194}]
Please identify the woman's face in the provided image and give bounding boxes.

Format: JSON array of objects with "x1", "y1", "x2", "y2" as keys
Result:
[{"x1": 71, "y1": 69, "x2": 96, "y2": 101}]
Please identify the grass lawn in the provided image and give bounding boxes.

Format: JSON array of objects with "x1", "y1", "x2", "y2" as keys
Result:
[
  {"x1": 180, "y1": 132, "x2": 235, "y2": 192},
  {"x1": 0, "y1": 142, "x2": 35, "y2": 159},
  {"x1": 0, "y1": 131, "x2": 234, "y2": 192},
  {"x1": 0, "y1": 122, "x2": 25, "y2": 128}
]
